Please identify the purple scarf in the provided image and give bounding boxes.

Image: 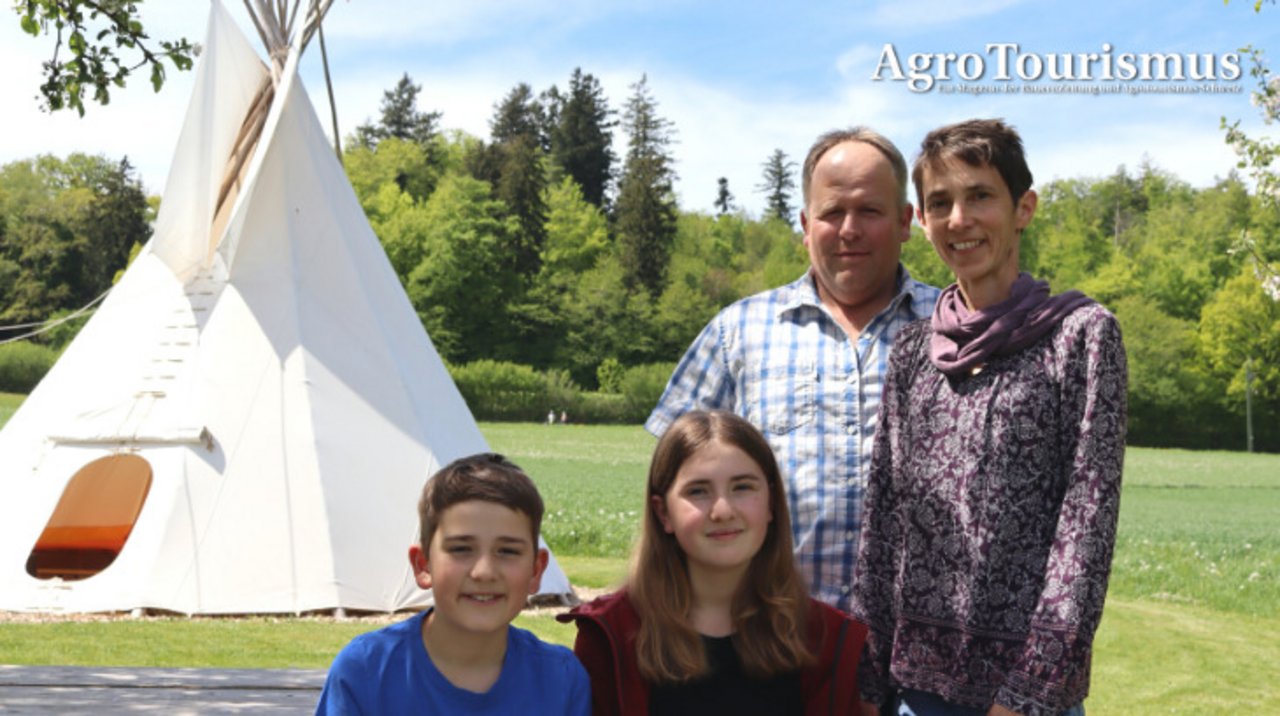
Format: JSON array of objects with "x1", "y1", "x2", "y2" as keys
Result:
[{"x1": 930, "y1": 273, "x2": 1094, "y2": 377}]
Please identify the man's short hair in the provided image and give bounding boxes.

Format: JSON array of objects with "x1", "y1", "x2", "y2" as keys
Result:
[
  {"x1": 801, "y1": 127, "x2": 909, "y2": 209},
  {"x1": 418, "y1": 453, "x2": 544, "y2": 550},
  {"x1": 912, "y1": 118, "x2": 1033, "y2": 207}
]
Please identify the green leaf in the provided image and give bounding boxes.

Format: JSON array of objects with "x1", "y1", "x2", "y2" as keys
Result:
[
  {"x1": 150, "y1": 63, "x2": 163, "y2": 92},
  {"x1": 20, "y1": 13, "x2": 39, "y2": 36}
]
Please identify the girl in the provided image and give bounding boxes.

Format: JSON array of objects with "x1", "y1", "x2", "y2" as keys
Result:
[{"x1": 558, "y1": 410, "x2": 866, "y2": 715}]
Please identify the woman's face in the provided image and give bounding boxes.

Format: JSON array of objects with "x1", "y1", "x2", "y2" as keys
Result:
[{"x1": 917, "y1": 157, "x2": 1037, "y2": 308}]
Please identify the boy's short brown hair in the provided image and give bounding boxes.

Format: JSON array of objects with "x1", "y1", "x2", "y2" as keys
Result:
[{"x1": 417, "y1": 453, "x2": 545, "y2": 550}]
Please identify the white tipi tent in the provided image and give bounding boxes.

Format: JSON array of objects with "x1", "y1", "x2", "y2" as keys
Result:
[{"x1": 0, "y1": 0, "x2": 571, "y2": 614}]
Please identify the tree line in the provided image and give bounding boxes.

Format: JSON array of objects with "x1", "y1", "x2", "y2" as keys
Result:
[
  {"x1": 339, "y1": 71, "x2": 806, "y2": 388},
  {"x1": 1, "y1": 70, "x2": 1277, "y2": 450}
]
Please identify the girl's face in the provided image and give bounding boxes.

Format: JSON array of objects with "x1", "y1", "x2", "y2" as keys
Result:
[{"x1": 653, "y1": 439, "x2": 773, "y2": 587}]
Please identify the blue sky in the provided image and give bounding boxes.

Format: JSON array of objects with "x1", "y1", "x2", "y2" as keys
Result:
[{"x1": 1, "y1": 0, "x2": 1277, "y2": 217}]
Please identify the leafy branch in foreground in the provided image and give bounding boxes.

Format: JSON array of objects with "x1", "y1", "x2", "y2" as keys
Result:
[
  {"x1": 1221, "y1": 45, "x2": 1280, "y2": 295},
  {"x1": 14, "y1": 0, "x2": 196, "y2": 115}
]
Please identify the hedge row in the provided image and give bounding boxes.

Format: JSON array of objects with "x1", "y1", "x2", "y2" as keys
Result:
[
  {"x1": 0, "y1": 341, "x2": 58, "y2": 393},
  {"x1": 0, "y1": 346, "x2": 672, "y2": 426},
  {"x1": 448, "y1": 359, "x2": 674, "y2": 425}
]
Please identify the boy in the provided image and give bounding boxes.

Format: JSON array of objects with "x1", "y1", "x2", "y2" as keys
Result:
[{"x1": 316, "y1": 453, "x2": 590, "y2": 715}]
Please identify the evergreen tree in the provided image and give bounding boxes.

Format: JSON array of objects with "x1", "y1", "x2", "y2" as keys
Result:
[
  {"x1": 508, "y1": 177, "x2": 611, "y2": 369},
  {"x1": 757, "y1": 148, "x2": 797, "y2": 224},
  {"x1": 354, "y1": 73, "x2": 442, "y2": 149},
  {"x1": 463, "y1": 140, "x2": 504, "y2": 190},
  {"x1": 548, "y1": 68, "x2": 616, "y2": 209},
  {"x1": 490, "y1": 83, "x2": 546, "y2": 147},
  {"x1": 82, "y1": 157, "x2": 150, "y2": 295},
  {"x1": 615, "y1": 75, "x2": 678, "y2": 296},
  {"x1": 488, "y1": 83, "x2": 550, "y2": 279},
  {"x1": 496, "y1": 134, "x2": 548, "y2": 279},
  {"x1": 714, "y1": 177, "x2": 734, "y2": 215},
  {"x1": 540, "y1": 85, "x2": 563, "y2": 143}
]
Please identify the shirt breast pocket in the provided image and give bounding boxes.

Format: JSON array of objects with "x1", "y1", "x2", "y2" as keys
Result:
[{"x1": 752, "y1": 362, "x2": 817, "y2": 435}]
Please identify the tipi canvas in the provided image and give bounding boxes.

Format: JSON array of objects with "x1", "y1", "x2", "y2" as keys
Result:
[{"x1": 0, "y1": 0, "x2": 571, "y2": 614}]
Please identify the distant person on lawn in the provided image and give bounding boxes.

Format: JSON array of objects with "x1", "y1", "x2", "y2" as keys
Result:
[
  {"x1": 647, "y1": 127, "x2": 941, "y2": 612},
  {"x1": 316, "y1": 453, "x2": 589, "y2": 715},
  {"x1": 851, "y1": 118, "x2": 1127, "y2": 716}
]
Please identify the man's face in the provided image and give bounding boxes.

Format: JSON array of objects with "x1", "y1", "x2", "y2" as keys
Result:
[
  {"x1": 410, "y1": 500, "x2": 548, "y2": 639},
  {"x1": 916, "y1": 157, "x2": 1036, "y2": 307},
  {"x1": 800, "y1": 141, "x2": 913, "y2": 321}
]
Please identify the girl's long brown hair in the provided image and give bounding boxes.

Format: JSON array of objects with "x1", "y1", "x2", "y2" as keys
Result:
[{"x1": 629, "y1": 410, "x2": 813, "y2": 683}]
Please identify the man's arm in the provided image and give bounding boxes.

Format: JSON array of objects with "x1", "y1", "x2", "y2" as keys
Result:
[
  {"x1": 644, "y1": 311, "x2": 737, "y2": 437},
  {"x1": 994, "y1": 311, "x2": 1127, "y2": 715}
]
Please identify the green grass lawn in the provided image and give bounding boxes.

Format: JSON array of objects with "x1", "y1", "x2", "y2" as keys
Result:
[
  {"x1": 482, "y1": 422, "x2": 652, "y2": 558},
  {"x1": 1, "y1": 405, "x2": 1278, "y2": 713},
  {"x1": 0, "y1": 392, "x2": 21, "y2": 426},
  {"x1": 1109, "y1": 448, "x2": 1279, "y2": 617}
]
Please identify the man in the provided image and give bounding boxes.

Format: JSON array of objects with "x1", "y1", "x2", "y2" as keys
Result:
[{"x1": 646, "y1": 127, "x2": 941, "y2": 612}]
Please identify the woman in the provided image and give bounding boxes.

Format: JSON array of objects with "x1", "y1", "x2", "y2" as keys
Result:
[{"x1": 851, "y1": 119, "x2": 1127, "y2": 716}]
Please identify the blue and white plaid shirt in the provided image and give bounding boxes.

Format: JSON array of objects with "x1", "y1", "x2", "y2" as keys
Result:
[{"x1": 646, "y1": 267, "x2": 940, "y2": 613}]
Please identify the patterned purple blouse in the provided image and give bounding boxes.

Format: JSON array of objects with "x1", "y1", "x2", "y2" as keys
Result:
[{"x1": 851, "y1": 304, "x2": 1127, "y2": 716}]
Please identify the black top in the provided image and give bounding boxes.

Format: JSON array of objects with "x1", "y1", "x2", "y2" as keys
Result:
[{"x1": 648, "y1": 635, "x2": 802, "y2": 716}]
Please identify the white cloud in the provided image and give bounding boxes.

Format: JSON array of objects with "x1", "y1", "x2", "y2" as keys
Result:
[
  {"x1": 323, "y1": 0, "x2": 595, "y2": 45},
  {"x1": 868, "y1": 0, "x2": 1027, "y2": 29},
  {"x1": 1035, "y1": 121, "x2": 1242, "y2": 187},
  {"x1": 0, "y1": 0, "x2": 1267, "y2": 219},
  {"x1": 0, "y1": 22, "x2": 195, "y2": 194},
  {"x1": 637, "y1": 69, "x2": 925, "y2": 217},
  {"x1": 837, "y1": 44, "x2": 890, "y2": 81}
]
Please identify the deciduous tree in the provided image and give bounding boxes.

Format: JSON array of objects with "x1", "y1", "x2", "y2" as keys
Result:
[
  {"x1": 13, "y1": 0, "x2": 194, "y2": 114},
  {"x1": 0, "y1": 154, "x2": 150, "y2": 329},
  {"x1": 405, "y1": 172, "x2": 518, "y2": 363}
]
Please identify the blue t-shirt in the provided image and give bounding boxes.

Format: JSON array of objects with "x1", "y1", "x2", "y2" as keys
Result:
[{"x1": 316, "y1": 610, "x2": 590, "y2": 715}]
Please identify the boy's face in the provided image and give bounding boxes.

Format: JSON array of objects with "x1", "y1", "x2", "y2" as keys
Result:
[{"x1": 410, "y1": 500, "x2": 548, "y2": 638}]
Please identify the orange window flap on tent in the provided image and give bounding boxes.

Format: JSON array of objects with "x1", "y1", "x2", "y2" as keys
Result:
[{"x1": 26, "y1": 454, "x2": 153, "y2": 581}]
